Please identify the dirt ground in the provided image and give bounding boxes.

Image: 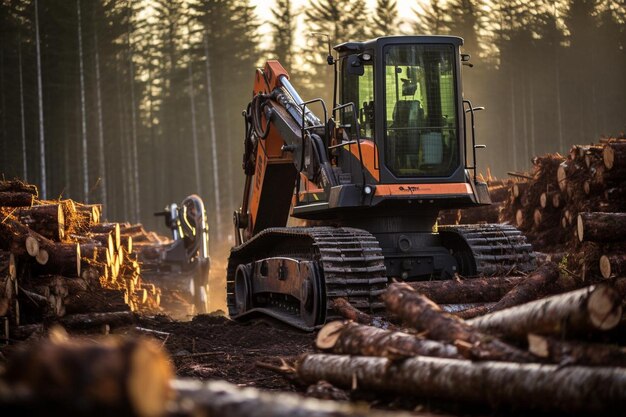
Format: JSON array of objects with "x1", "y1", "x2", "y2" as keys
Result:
[{"x1": 133, "y1": 314, "x2": 315, "y2": 391}]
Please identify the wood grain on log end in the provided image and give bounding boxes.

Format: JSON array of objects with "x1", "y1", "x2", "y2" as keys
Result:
[{"x1": 316, "y1": 321, "x2": 344, "y2": 350}]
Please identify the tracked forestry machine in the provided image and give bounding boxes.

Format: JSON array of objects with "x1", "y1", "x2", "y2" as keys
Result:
[{"x1": 228, "y1": 36, "x2": 535, "y2": 330}]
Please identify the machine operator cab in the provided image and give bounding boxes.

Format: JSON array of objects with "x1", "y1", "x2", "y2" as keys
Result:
[{"x1": 321, "y1": 35, "x2": 489, "y2": 211}]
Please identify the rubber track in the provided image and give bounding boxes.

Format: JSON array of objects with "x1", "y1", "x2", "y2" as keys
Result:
[
  {"x1": 440, "y1": 223, "x2": 537, "y2": 276},
  {"x1": 226, "y1": 227, "x2": 388, "y2": 328}
]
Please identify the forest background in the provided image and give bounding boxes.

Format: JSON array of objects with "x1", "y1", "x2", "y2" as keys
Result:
[{"x1": 0, "y1": 0, "x2": 624, "y2": 242}]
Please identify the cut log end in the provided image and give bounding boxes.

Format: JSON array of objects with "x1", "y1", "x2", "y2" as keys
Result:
[
  {"x1": 576, "y1": 214, "x2": 584, "y2": 242},
  {"x1": 36, "y1": 249, "x2": 49, "y2": 265},
  {"x1": 527, "y1": 333, "x2": 549, "y2": 358},
  {"x1": 516, "y1": 209, "x2": 524, "y2": 227},
  {"x1": 587, "y1": 286, "x2": 622, "y2": 330},
  {"x1": 25, "y1": 236, "x2": 40, "y2": 257},
  {"x1": 316, "y1": 321, "x2": 345, "y2": 350},
  {"x1": 603, "y1": 145, "x2": 615, "y2": 170},
  {"x1": 599, "y1": 255, "x2": 611, "y2": 279}
]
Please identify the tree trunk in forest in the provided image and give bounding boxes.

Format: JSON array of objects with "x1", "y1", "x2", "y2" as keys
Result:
[
  {"x1": 35, "y1": 0, "x2": 47, "y2": 199},
  {"x1": 406, "y1": 276, "x2": 525, "y2": 304},
  {"x1": 204, "y1": 34, "x2": 222, "y2": 239},
  {"x1": 296, "y1": 354, "x2": 626, "y2": 414},
  {"x1": 77, "y1": 0, "x2": 89, "y2": 202},
  {"x1": 187, "y1": 52, "x2": 201, "y2": 194},
  {"x1": 93, "y1": 18, "x2": 107, "y2": 211},
  {"x1": 527, "y1": 333, "x2": 626, "y2": 367},
  {"x1": 18, "y1": 34, "x2": 28, "y2": 181},
  {"x1": 468, "y1": 284, "x2": 623, "y2": 340},
  {"x1": 3, "y1": 336, "x2": 172, "y2": 417},
  {"x1": 578, "y1": 212, "x2": 626, "y2": 242},
  {"x1": 383, "y1": 283, "x2": 534, "y2": 362},
  {"x1": 127, "y1": 6, "x2": 140, "y2": 223},
  {"x1": 316, "y1": 320, "x2": 461, "y2": 360}
]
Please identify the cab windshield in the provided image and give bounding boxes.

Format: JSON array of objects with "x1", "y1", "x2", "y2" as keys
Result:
[{"x1": 384, "y1": 44, "x2": 458, "y2": 177}]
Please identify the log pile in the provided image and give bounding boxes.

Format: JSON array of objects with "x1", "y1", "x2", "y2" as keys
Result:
[
  {"x1": 299, "y1": 266, "x2": 626, "y2": 414},
  {"x1": 497, "y1": 137, "x2": 626, "y2": 278},
  {"x1": 0, "y1": 179, "x2": 164, "y2": 341},
  {"x1": 438, "y1": 177, "x2": 516, "y2": 225}
]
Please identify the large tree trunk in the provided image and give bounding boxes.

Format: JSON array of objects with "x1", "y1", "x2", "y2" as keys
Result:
[
  {"x1": 383, "y1": 283, "x2": 534, "y2": 362},
  {"x1": 577, "y1": 212, "x2": 626, "y2": 242},
  {"x1": 406, "y1": 276, "x2": 525, "y2": 304},
  {"x1": 457, "y1": 262, "x2": 559, "y2": 319},
  {"x1": 297, "y1": 354, "x2": 626, "y2": 414},
  {"x1": 316, "y1": 321, "x2": 461, "y2": 360},
  {"x1": 34, "y1": 0, "x2": 47, "y2": 199},
  {"x1": 3, "y1": 336, "x2": 172, "y2": 417},
  {"x1": 468, "y1": 284, "x2": 623, "y2": 340}
]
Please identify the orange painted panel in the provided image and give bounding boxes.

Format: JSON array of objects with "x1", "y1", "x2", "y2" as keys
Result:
[
  {"x1": 374, "y1": 183, "x2": 473, "y2": 196},
  {"x1": 345, "y1": 140, "x2": 380, "y2": 182}
]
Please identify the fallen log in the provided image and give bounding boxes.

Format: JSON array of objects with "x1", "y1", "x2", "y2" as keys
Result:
[
  {"x1": 330, "y1": 298, "x2": 392, "y2": 328},
  {"x1": 0, "y1": 180, "x2": 38, "y2": 196},
  {"x1": 383, "y1": 283, "x2": 534, "y2": 362},
  {"x1": 0, "y1": 191, "x2": 34, "y2": 207},
  {"x1": 64, "y1": 289, "x2": 130, "y2": 315},
  {"x1": 58, "y1": 311, "x2": 135, "y2": 329},
  {"x1": 577, "y1": 212, "x2": 626, "y2": 243},
  {"x1": 603, "y1": 142, "x2": 626, "y2": 171},
  {"x1": 599, "y1": 254, "x2": 626, "y2": 279},
  {"x1": 13, "y1": 204, "x2": 65, "y2": 241},
  {"x1": 33, "y1": 241, "x2": 81, "y2": 277},
  {"x1": 316, "y1": 320, "x2": 461, "y2": 359},
  {"x1": 3, "y1": 336, "x2": 173, "y2": 417},
  {"x1": 456, "y1": 262, "x2": 560, "y2": 319},
  {"x1": 297, "y1": 354, "x2": 626, "y2": 414},
  {"x1": 527, "y1": 333, "x2": 626, "y2": 367},
  {"x1": 405, "y1": 276, "x2": 525, "y2": 304},
  {"x1": 468, "y1": 284, "x2": 623, "y2": 340},
  {"x1": 170, "y1": 379, "x2": 413, "y2": 417}
]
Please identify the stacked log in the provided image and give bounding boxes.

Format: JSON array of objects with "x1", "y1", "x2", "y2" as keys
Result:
[
  {"x1": 438, "y1": 177, "x2": 515, "y2": 225},
  {"x1": 0, "y1": 179, "x2": 164, "y2": 340},
  {"x1": 303, "y1": 266, "x2": 626, "y2": 414},
  {"x1": 489, "y1": 138, "x2": 626, "y2": 279}
]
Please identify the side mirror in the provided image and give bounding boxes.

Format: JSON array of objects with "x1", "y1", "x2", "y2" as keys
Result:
[{"x1": 346, "y1": 54, "x2": 364, "y2": 76}]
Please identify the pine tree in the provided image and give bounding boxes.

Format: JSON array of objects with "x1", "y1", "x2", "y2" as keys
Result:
[
  {"x1": 413, "y1": 0, "x2": 449, "y2": 34},
  {"x1": 269, "y1": 0, "x2": 296, "y2": 70},
  {"x1": 369, "y1": 0, "x2": 399, "y2": 38}
]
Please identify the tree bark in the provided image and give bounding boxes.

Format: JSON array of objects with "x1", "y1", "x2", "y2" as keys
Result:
[
  {"x1": 383, "y1": 283, "x2": 534, "y2": 362},
  {"x1": 296, "y1": 354, "x2": 626, "y2": 414},
  {"x1": 406, "y1": 276, "x2": 525, "y2": 304},
  {"x1": 33, "y1": 241, "x2": 81, "y2": 278},
  {"x1": 577, "y1": 212, "x2": 626, "y2": 243},
  {"x1": 0, "y1": 180, "x2": 37, "y2": 196},
  {"x1": 468, "y1": 284, "x2": 623, "y2": 340},
  {"x1": 316, "y1": 320, "x2": 461, "y2": 360},
  {"x1": 457, "y1": 262, "x2": 560, "y2": 320},
  {"x1": 13, "y1": 204, "x2": 65, "y2": 241},
  {"x1": 599, "y1": 254, "x2": 626, "y2": 279},
  {"x1": 0, "y1": 191, "x2": 34, "y2": 207},
  {"x1": 64, "y1": 289, "x2": 129, "y2": 315},
  {"x1": 170, "y1": 379, "x2": 407, "y2": 417},
  {"x1": 527, "y1": 333, "x2": 626, "y2": 367}
]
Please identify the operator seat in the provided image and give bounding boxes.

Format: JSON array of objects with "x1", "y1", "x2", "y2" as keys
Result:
[{"x1": 391, "y1": 100, "x2": 423, "y2": 169}]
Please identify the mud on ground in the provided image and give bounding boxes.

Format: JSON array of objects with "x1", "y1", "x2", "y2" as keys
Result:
[{"x1": 133, "y1": 314, "x2": 315, "y2": 391}]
